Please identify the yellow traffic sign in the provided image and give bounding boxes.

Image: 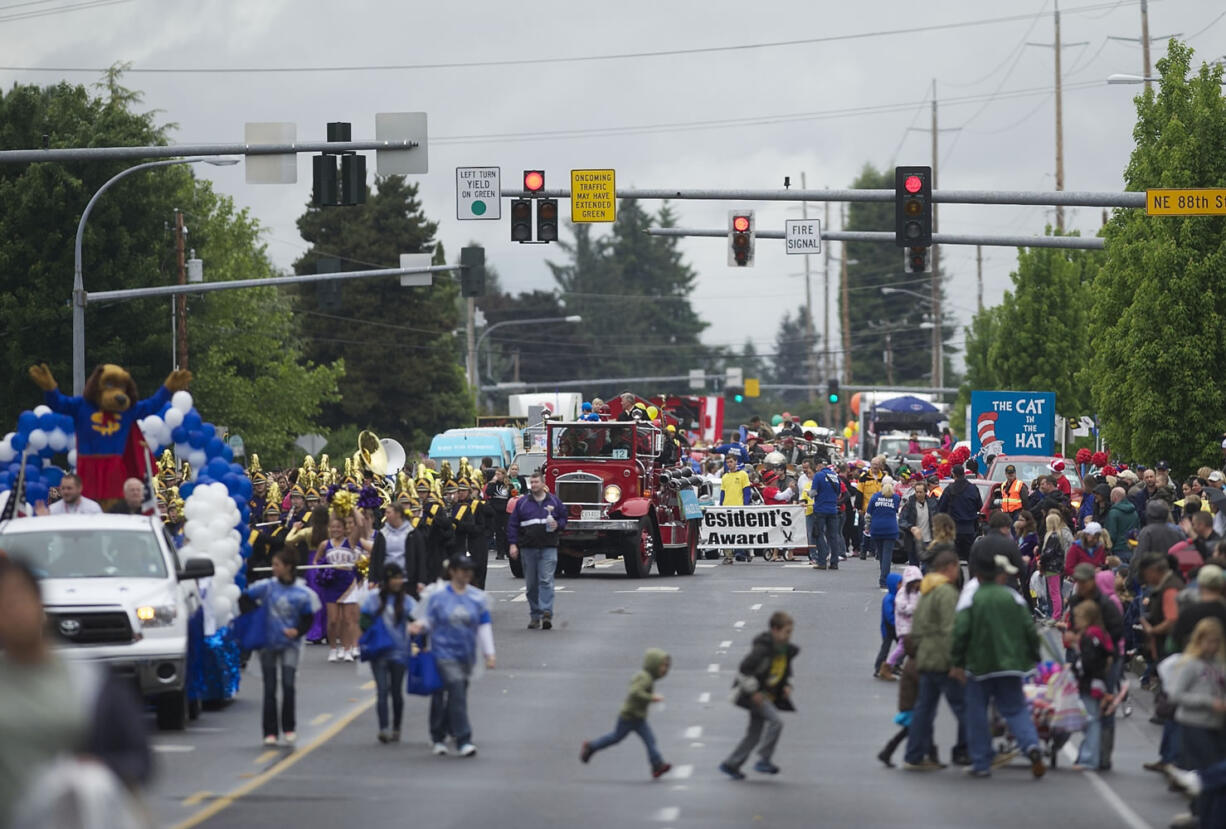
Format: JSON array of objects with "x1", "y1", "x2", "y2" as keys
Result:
[
  {"x1": 571, "y1": 169, "x2": 616, "y2": 222},
  {"x1": 1146, "y1": 188, "x2": 1226, "y2": 216},
  {"x1": 745, "y1": 378, "x2": 760, "y2": 398}
]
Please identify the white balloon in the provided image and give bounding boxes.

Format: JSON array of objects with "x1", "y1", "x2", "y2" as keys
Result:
[
  {"x1": 27, "y1": 430, "x2": 47, "y2": 451},
  {"x1": 209, "y1": 594, "x2": 231, "y2": 618},
  {"x1": 212, "y1": 563, "x2": 233, "y2": 583},
  {"x1": 221, "y1": 584, "x2": 241, "y2": 602},
  {"x1": 175, "y1": 443, "x2": 190, "y2": 458},
  {"x1": 47, "y1": 429, "x2": 68, "y2": 452},
  {"x1": 33, "y1": 406, "x2": 51, "y2": 417},
  {"x1": 172, "y1": 391, "x2": 194, "y2": 413},
  {"x1": 188, "y1": 451, "x2": 206, "y2": 471},
  {"x1": 164, "y1": 407, "x2": 184, "y2": 429},
  {"x1": 0, "y1": 445, "x2": 13, "y2": 464},
  {"x1": 66, "y1": 450, "x2": 77, "y2": 469}
]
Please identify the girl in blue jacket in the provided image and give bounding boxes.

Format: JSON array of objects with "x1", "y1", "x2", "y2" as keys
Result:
[{"x1": 360, "y1": 564, "x2": 422, "y2": 743}]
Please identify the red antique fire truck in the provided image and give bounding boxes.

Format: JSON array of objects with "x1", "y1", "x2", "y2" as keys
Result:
[{"x1": 537, "y1": 419, "x2": 702, "y2": 578}]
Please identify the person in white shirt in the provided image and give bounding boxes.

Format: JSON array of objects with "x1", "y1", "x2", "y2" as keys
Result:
[{"x1": 47, "y1": 473, "x2": 103, "y2": 515}]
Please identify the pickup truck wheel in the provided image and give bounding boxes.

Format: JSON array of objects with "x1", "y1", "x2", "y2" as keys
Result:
[
  {"x1": 621, "y1": 518, "x2": 655, "y2": 579},
  {"x1": 509, "y1": 555, "x2": 524, "y2": 578},
  {"x1": 155, "y1": 689, "x2": 189, "y2": 731},
  {"x1": 675, "y1": 520, "x2": 700, "y2": 576}
]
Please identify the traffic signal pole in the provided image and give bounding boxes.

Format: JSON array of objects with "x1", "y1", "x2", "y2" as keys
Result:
[{"x1": 645, "y1": 227, "x2": 1105, "y2": 250}]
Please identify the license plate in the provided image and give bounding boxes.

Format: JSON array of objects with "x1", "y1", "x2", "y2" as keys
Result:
[{"x1": 581, "y1": 509, "x2": 600, "y2": 521}]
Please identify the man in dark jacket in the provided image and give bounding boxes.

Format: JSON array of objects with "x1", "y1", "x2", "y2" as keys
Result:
[
  {"x1": 507, "y1": 471, "x2": 568, "y2": 630},
  {"x1": 809, "y1": 462, "x2": 844, "y2": 570},
  {"x1": 898, "y1": 481, "x2": 938, "y2": 566},
  {"x1": 937, "y1": 464, "x2": 983, "y2": 561},
  {"x1": 1136, "y1": 500, "x2": 1185, "y2": 557},
  {"x1": 483, "y1": 469, "x2": 512, "y2": 560},
  {"x1": 719, "y1": 611, "x2": 799, "y2": 779},
  {"x1": 1104, "y1": 487, "x2": 1139, "y2": 558}
]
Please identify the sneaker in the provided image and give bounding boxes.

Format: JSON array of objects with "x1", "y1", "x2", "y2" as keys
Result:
[
  {"x1": 1027, "y1": 746, "x2": 1046, "y2": 778},
  {"x1": 391, "y1": 730, "x2": 401, "y2": 742},
  {"x1": 1143, "y1": 760, "x2": 1169, "y2": 773},
  {"x1": 458, "y1": 743, "x2": 478, "y2": 757},
  {"x1": 652, "y1": 761, "x2": 672, "y2": 778},
  {"x1": 752, "y1": 760, "x2": 780, "y2": 775},
  {"x1": 718, "y1": 762, "x2": 745, "y2": 780},
  {"x1": 432, "y1": 742, "x2": 449, "y2": 756},
  {"x1": 951, "y1": 748, "x2": 972, "y2": 766},
  {"x1": 876, "y1": 748, "x2": 895, "y2": 768},
  {"x1": 721, "y1": 558, "x2": 733, "y2": 565},
  {"x1": 378, "y1": 730, "x2": 392, "y2": 744},
  {"x1": 965, "y1": 768, "x2": 991, "y2": 778},
  {"x1": 263, "y1": 735, "x2": 278, "y2": 746},
  {"x1": 829, "y1": 565, "x2": 839, "y2": 571},
  {"x1": 876, "y1": 664, "x2": 897, "y2": 681},
  {"x1": 1165, "y1": 765, "x2": 1203, "y2": 799},
  {"x1": 542, "y1": 613, "x2": 552, "y2": 630},
  {"x1": 580, "y1": 741, "x2": 593, "y2": 764},
  {"x1": 328, "y1": 648, "x2": 339, "y2": 663},
  {"x1": 284, "y1": 732, "x2": 297, "y2": 745},
  {"x1": 1170, "y1": 813, "x2": 1199, "y2": 829},
  {"x1": 991, "y1": 749, "x2": 1018, "y2": 769},
  {"x1": 903, "y1": 760, "x2": 943, "y2": 772},
  {"x1": 528, "y1": 618, "x2": 541, "y2": 630},
  {"x1": 343, "y1": 649, "x2": 355, "y2": 663},
  {"x1": 813, "y1": 563, "x2": 827, "y2": 570}
]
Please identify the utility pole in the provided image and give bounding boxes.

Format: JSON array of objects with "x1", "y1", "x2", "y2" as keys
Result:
[
  {"x1": 1141, "y1": 0, "x2": 1152, "y2": 93},
  {"x1": 801, "y1": 172, "x2": 818, "y2": 406},
  {"x1": 884, "y1": 332, "x2": 894, "y2": 385},
  {"x1": 930, "y1": 80, "x2": 943, "y2": 400},
  {"x1": 976, "y1": 245, "x2": 984, "y2": 313},
  {"x1": 823, "y1": 194, "x2": 831, "y2": 386},
  {"x1": 840, "y1": 204, "x2": 852, "y2": 385},
  {"x1": 174, "y1": 209, "x2": 188, "y2": 371},
  {"x1": 1028, "y1": 1, "x2": 1087, "y2": 234}
]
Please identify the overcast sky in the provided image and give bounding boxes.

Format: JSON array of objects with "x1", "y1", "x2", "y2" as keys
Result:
[{"x1": 3, "y1": 0, "x2": 1224, "y2": 379}]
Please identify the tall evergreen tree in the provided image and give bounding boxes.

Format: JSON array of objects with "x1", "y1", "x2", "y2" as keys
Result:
[{"x1": 294, "y1": 176, "x2": 472, "y2": 451}]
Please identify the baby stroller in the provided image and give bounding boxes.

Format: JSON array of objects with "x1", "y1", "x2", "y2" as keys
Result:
[{"x1": 993, "y1": 627, "x2": 1077, "y2": 769}]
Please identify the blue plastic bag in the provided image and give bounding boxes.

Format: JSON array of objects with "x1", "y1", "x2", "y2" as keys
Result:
[
  {"x1": 406, "y1": 635, "x2": 443, "y2": 696},
  {"x1": 358, "y1": 617, "x2": 396, "y2": 663},
  {"x1": 232, "y1": 602, "x2": 269, "y2": 651}
]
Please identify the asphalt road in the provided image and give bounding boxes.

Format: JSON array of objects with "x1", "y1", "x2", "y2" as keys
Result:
[{"x1": 144, "y1": 556, "x2": 1186, "y2": 829}]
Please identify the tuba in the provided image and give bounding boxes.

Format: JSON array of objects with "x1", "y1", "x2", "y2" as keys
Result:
[{"x1": 354, "y1": 430, "x2": 389, "y2": 478}]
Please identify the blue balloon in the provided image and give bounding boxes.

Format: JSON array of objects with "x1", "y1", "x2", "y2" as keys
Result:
[
  {"x1": 201, "y1": 423, "x2": 216, "y2": 442},
  {"x1": 26, "y1": 482, "x2": 47, "y2": 504},
  {"x1": 179, "y1": 481, "x2": 195, "y2": 499},
  {"x1": 6, "y1": 463, "x2": 20, "y2": 477},
  {"x1": 229, "y1": 463, "x2": 245, "y2": 476},
  {"x1": 222, "y1": 472, "x2": 240, "y2": 491},
  {"x1": 221, "y1": 446, "x2": 234, "y2": 463},
  {"x1": 24, "y1": 463, "x2": 41, "y2": 481},
  {"x1": 16, "y1": 411, "x2": 37, "y2": 434},
  {"x1": 10, "y1": 433, "x2": 28, "y2": 452},
  {"x1": 234, "y1": 570, "x2": 247, "y2": 590},
  {"x1": 187, "y1": 430, "x2": 206, "y2": 450},
  {"x1": 206, "y1": 458, "x2": 229, "y2": 479},
  {"x1": 39, "y1": 445, "x2": 55, "y2": 459},
  {"x1": 236, "y1": 477, "x2": 253, "y2": 500},
  {"x1": 183, "y1": 411, "x2": 202, "y2": 431},
  {"x1": 159, "y1": 403, "x2": 172, "y2": 416},
  {"x1": 58, "y1": 415, "x2": 74, "y2": 433},
  {"x1": 37, "y1": 413, "x2": 56, "y2": 431},
  {"x1": 171, "y1": 426, "x2": 189, "y2": 444},
  {"x1": 205, "y1": 437, "x2": 226, "y2": 458},
  {"x1": 0, "y1": 472, "x2": 11, "y2": 488},
  {"x1": 43, "y1": 467, "x2": 64, "y2": 487},
  {"x1": 237, "y1": 505, "x2": 250, "y2": 526}
]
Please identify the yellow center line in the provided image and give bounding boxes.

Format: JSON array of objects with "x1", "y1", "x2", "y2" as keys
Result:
[
  {"x1": 254, "y1": 749, "x2": 278, "y2": 765},
  {"x1": 309, "y1": 712, "x2": 333, "y2": 726},
  {"x1": 360, "y1": 680, "x2": 375, "y2": 690},
  {"x1": 181, "y1": 790, "x2": 212, "y2": 807},
  {"x1": 171, "y1": 696, "x2": 375, "y2": 829}
]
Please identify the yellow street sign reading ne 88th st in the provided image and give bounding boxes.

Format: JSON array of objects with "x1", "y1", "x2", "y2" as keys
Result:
[
  {"x1": 1146, "y1": 188, "x2": 1226, "y2": 216},
  {"x1": 571, "y1": 169, "x2": 616, "y2": 222}
]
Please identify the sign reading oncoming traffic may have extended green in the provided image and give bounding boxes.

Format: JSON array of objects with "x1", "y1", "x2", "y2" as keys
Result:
[
  {"x1": 1146, "y1": 188, "x2": 1226, "y2": 216},
  {"x1": 571, "y1": 169, "x2": 616, "y2": 222},
  {"x1": 456, "y1": 166, "x2": 501, "y2": 220}
]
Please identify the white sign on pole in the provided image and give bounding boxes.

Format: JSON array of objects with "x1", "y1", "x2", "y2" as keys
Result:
[
  {"x1": 399, "y1": 253, "x2": 433, "y2": 287},
  {"x1": 784, "y1": 219, "x2": 822, "y2": 255},
  {"x1": 456, "y1": 167, "x2": 501, "y2": 220},
  {"x1": 689, "y1": 369, "x2": 705, "y2": 390},
  {"x1": 244, "y1": 122, "x2": 297, "y2": 184},
  {"x1": 375, "y1": 112, "x2": 428, "y2": 175}
]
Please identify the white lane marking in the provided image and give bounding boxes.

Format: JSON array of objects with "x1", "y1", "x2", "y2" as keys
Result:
[
  {"x1": 672, "y1": 764, "x2": 694, "y2": 779},
  {"x1": 684, "y1": 726, "x2": 702, "y2": 739},
  {"x1": 690, "y1": 742, "x2": 705, "y2": 748},
  {"x1": 1060, "y1": 743, "x2": 1151, "y2": 829},
  {"x1": 511, "y1": 592, "x2": 527, "y2": 603},
  {"x1": 751, "y1": 586, "x2": 794, "y2": 592},
  {"x1": 637, "y1": 586, "x2": 680, "y2": 592},
  {"x1": 783, "y1": 563, "x2": 814, "y2": 568},
  {"x1": 697, "y1": 563, "x2": 718, "y2": 568},
  {"x1": 697, "y1": 692, "x2": 711, "y2": 703},
  {"x1": 488, "y1": 564, "x2": 508, "y2": 569},
  {"x1": 719, "y1": 640, "x2": 732, "y2": 648},
  {"x1": 733, "y1": 620, "x2": 746, "y2": 628},
  {"x1": 152, "y1": 744, "x2": 195, "y2": 753},
  {"x1": 707, "y1": 663, "x2": 720, "y2": 673},
  {"x1": 750, "y1": 603, "x2": 763, "y2": 611},
  {"x1": 734, "y1": 589, "x2": 825, "y2": 594},
  {"x1": 652, "y1": 807, "x2": 680, "y2": 822}
]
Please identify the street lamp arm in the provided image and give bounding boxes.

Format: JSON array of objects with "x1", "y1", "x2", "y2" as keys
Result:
[
  {"x1": 880, "y1": 286, "x2": 932, "y2": 303},
  {"x1": 475, "y1": 315, "x2": 583, "y2": 354}
]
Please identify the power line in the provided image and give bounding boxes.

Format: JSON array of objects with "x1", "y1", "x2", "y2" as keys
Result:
[
  {"x1": 0, "y1": 0, "x2": 130, "y2": 23},
  {"x1": 0, "y1": 1, "x2": 1143, "y2": 74},
  {"x1": 942, "y1": 1, "x2": 1052, "y2": 89}
]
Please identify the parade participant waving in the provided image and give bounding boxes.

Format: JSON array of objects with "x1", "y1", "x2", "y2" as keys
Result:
[{"x1": 420, "y1": 555, "x2": 495, "y2": 758}]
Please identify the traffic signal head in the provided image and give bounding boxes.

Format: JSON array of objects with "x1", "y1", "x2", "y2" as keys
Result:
[
  {"x1": 894, "y1": 166, "x2": 932, "y2": 247},
  {"x1": 511, "y1": 198, "x2": 532, "y2": 242},
  {"x1": 728, "y1": 210, "x2": 755, "y2": 267},
  {"x1": 523, "y1": 170, "x2": 545, "y2": 193},
  {"x1": 537, "y1": 198, "x2": 559, "y2": 242},
  {"x1": 460, "y1": 246, "x2": 486, "y2": 297},
  {"x1": 905, "y1": 245, "x2": 932, "y2": 273},
  {"x1": 827, "y1": 378, "x2": 840, "y2": 405}
]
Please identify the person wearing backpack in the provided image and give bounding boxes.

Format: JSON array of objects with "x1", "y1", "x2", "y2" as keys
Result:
[{"x1": 1039, "y1": 511, "x2": 1074, "y2": 619}]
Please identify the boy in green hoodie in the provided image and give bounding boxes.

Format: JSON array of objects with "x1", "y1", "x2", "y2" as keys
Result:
[{"x1": 580, "y1": 648, "x2": 672, "y2": 778}]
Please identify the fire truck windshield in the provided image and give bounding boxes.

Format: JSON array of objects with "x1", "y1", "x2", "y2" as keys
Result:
[{"x1": 551, "y1": 424, "x2": 643, "y2": 459}]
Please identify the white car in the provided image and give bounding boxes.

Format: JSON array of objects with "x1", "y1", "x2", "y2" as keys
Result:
[{"x1": 0, "y1": 514, "x2": 213, "y2": 730}]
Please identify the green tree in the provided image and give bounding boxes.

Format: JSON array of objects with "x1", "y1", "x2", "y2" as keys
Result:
[
  {"x1": 0, "y1": 76, "x2": 189, "y2": 423},
  {"x1": 179, "y1": 180, "x2": 343, "y2": 466},
  {"x1": 293, "y1": 176, "x2": 473, "y2": 452},
  {"x1": 1087, "y1": 42, "x2": 1226, "y2": 473},
  {"x1": 952, "y1": 304, "x2": 1004, "y2": 436},
  {"x1": 770, "y1": 307, "x2": 818, "y2": 404}
]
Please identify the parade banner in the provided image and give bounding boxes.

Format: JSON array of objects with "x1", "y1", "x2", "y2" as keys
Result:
[
  {"x1": 698, "y1": 504, "x2": 807, "y2": 549},
  {"x1": 969, "y1": 390, "x2": 1056, "y2": 459}
]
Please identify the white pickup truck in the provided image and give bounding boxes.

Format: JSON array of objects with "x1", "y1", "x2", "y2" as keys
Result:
[{"x1": 0, "y1": 513, "x2": 214, "y2": 730}]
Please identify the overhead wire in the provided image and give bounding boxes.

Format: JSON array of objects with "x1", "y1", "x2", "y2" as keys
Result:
[{"x1": 0, "y1": 0, "x2": 130, "y2": 23}]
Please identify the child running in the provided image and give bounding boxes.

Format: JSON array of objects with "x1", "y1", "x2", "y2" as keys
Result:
[
  {"x1": 580, "y1": 648, "x2": 673, "y2": 778},
  {"x1": 720, "y1": 611, "x2": 799, "y2": 779}
]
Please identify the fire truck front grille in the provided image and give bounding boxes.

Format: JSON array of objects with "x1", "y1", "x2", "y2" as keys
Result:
[{"x1": 557, "y1": 478, "x2": 602, "y2": 505}]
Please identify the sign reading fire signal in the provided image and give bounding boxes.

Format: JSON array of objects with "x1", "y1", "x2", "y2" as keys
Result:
[{"x1": 728, "y1": 211, "x2": 755, "y2": 267}]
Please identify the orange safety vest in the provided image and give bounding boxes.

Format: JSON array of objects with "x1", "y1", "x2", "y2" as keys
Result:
[{"x1": 1000, "y1": 479, "x2": 1024, "y2": 512}]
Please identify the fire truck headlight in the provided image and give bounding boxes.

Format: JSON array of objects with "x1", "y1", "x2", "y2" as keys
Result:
[{"x1": 603, "y1": 485, "x2": 622, "y2": 504}]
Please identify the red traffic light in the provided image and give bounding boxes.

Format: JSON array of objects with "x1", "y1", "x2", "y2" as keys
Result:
[
  {"x1": 524, "y1": 170, "x2": 545, "y2": 192},
  {"x1": 904, "y1": 174, "x2": 923, "y2": 194},
  {"x1": 732, "y1": 215, "x2": 750, "y2": 232}
]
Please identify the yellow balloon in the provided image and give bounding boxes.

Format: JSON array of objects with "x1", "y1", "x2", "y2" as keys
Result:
[
  {"x1": 646, "y1": 406, "x2": 659, "y2": 420},
  {"x1": 802, "y1": 419, "x2": 818, "y2": 429},
  {"x1": 843, "y1": 426, "x2": 853, "y2": 439}
]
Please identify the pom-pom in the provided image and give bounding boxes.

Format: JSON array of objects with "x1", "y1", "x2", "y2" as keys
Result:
[
  {"x1": 1075, "y1": 448, "x2": 1092, "y2": 465},
  {"x1": 1091, "y1": 451, "x2": 1108, "y2": 468},
  {"x1": 331, "y1": 489, "x2": 358, "y2": 517}
]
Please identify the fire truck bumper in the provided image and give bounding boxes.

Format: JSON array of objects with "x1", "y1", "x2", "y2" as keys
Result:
[{"x1": 565, "y1": 519, "x2": 640, "y2": 532}]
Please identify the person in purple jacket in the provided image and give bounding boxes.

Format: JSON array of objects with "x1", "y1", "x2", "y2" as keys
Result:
[{"x1": 508, "y1": 471, "x2": 568, "y2": 630}]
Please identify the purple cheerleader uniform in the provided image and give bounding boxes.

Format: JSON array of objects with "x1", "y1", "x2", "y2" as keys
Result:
[{"x1": 314, "y1": 539, "x2": 358, "y2": 603}]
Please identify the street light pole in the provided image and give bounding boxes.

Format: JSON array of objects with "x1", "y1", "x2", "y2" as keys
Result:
[
  {"x1": 474, "y1": 315, "x2": 582, "y2": 398},
  {"x1": 72, "y1": 156, "x2": 238, "y2": 395}
]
